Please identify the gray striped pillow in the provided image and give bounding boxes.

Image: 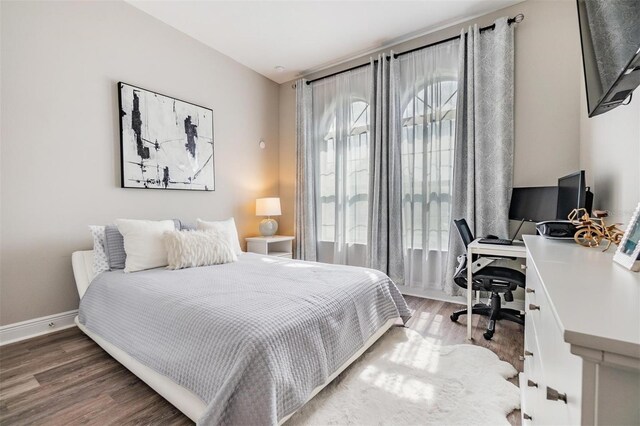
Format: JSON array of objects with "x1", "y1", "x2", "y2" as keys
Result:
[
  {"x1": 104, "y1": 219, "x2": 183, "y2": 269},
  {"x1": 104, "y1": 225, "x2": 126, "y2": 269}
]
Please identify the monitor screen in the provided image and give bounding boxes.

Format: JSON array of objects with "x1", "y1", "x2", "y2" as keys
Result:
[
  {"x1": 509, "y1": 187, "x2": 558, "y2": 222},
  {"x1": 556, "y1": 171, "x2": 587, "y2": 220}
]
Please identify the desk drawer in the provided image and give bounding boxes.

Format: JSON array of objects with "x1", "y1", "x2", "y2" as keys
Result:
[
  {"x1": 524, "y1": 261, "x2": 582, "y2": 425},
  {"x1": 522, "y1": 325, "x2": 544, "y2": 421},
  {"x1": 524, "y1": 254, "x2": 540, "y2": 306},
  {"x1": 520, "y1": 372, "x2": 538, "y2": 424}
]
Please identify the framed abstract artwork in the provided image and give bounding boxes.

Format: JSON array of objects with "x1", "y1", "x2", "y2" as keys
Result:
[{"x1": 118, "y1": 82, "x2": 215, "y2": 191}]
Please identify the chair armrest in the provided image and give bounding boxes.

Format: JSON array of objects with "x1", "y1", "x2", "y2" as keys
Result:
[
  {"x1": 471, "y1": 257, "x2": 497, "y2": 273},
  {"x1": 477, "y1": 254, "x2": 518, "y2": 261}
]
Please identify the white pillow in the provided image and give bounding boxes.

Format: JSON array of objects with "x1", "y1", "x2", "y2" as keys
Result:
[
  {"x1": 163, "y1": 229, "x2": 237, "y2": 270},
  {"x1": 115, "y1": 219, "x2": 176, "y2": 273},
  {"x1": 88, "y1": 225, "x2": 109, "y2": 279},
  {"x1": 196, "y1": 218, "x2": 242, "y2": 255}
]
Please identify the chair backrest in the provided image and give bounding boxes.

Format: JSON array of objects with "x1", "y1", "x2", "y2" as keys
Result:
[
  {"x1": 453, "y1": 254, "x2": 469, "y2": 287},
  {"x1": 454, "y1": 218, "x2": 474, "y2": 247}
]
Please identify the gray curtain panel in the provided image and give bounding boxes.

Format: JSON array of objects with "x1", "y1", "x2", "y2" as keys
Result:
[
  {"x1": 367, "y1": 54, "x2": 404, "y2": 284},
  {"x1": 295, "y1": 79, "x2": 317, "y2": 261},
  {"x1": 445, "y1": 18, "x2": 515, "y2": 295},
  {"x1": 388, "y1": 54, "x2": 405, "y2": 285},
  {"x1": 367, "y1": 56, "x2": 388, "y2": 272}
]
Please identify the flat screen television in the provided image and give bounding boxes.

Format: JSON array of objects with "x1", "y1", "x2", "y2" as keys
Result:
[
  {"x1": 556, "y1": 171, "x2": 593, "y2": 220},
  {"x1": 577, "y1": 0, "x2": 640, "y2": 117}
]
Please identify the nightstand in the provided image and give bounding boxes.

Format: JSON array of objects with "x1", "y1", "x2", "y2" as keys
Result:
[{"x1": 245, "y1": 236, "x2": 294, "y2": 259}]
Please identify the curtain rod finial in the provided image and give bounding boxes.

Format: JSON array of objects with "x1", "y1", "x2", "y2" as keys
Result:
[{"x1": 513, "y1": 13, "x2": 524, "y2": 24}]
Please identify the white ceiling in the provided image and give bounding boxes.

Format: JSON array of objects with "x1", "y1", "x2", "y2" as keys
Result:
[{"x1": 128, "y1": 0, "x2": 523, "y2": 84}]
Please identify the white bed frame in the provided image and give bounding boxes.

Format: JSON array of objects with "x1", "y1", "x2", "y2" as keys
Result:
[{"x1": 71, "y1": 250, "x2": 396, "y2": 424}]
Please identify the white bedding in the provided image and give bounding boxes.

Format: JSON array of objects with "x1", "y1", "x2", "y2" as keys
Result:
[{"x1": 72, "y1": 251, "x2": 409, "y2": 425}]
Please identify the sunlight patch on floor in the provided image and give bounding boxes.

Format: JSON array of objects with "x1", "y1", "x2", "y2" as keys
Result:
[
  {"x1": 287, "y1": 327, "x2": 520, "y2": 426},
  {"x1": 383, "y1": 334, "x2": 441, "y2": 372},
  {"x1": 358, "y1": 364, "x2": 436, "y2": 404}
]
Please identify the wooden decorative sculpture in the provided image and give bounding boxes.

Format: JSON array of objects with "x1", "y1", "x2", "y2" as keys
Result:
[{"x1": 568, "y1": 208, "x2": 624, "y2": 251}]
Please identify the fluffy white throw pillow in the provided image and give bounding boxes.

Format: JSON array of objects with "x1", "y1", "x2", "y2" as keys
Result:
[
  {"x1": 88, "y1": 225, "x2": 109, "y2": 279},
  {"x1": 196, "y1": 218, "x2": 243, "y2": 255},
  {"x1": 115, "y1": 219, "x2": 176, "y2": 273},
  {"x1": 164, "y1": 230, "x2": 237, "y2": 269}
]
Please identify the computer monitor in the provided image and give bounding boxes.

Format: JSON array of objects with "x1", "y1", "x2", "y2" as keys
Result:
[
  {"x1": 556, "y1": 171, "x2": 591, "y2": 220},
  {"x1": 509, "y1": 186, "x2": 558, "y2": 222}
]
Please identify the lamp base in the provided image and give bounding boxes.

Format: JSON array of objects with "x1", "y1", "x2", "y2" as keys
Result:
[{"x1": 259, "y1": 218, "x2": 278, "y2": 237}]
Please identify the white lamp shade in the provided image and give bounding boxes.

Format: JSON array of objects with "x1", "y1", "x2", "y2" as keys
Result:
[{"x1": 256, "y1": 197, "x2": 281, "y2": 216}]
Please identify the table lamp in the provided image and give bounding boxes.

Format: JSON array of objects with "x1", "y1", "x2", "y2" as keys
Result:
[{"x1": 256, "y1": 197, "x2": 281, "y2": 237}]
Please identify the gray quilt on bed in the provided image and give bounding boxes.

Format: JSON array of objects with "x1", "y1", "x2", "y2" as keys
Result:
[{"x1": 78, "y1": 253, "x2": 410, "y2": 425}]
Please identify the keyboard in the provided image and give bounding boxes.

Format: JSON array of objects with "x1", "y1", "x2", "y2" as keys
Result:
[{"x1": 478, "y1": 238, "x2": 513, "y2": 245}]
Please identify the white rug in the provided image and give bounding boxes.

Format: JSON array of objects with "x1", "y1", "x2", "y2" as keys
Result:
[{"x1": 288, "y1": 327, "x2": 520, "y2": 425}]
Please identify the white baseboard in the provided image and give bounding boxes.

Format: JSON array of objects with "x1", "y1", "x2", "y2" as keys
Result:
[
  {"x1": 397, "y1": 285, "x2": 467, "y2": 305},
  {"x1": 397, "y1": 285, "x2": 525, "y2": 311},
  {"x1": 0, "y1": 310, "x2": 78, "y2": 346}
]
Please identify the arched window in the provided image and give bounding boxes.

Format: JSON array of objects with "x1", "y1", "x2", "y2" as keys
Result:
[
  {"x1": 317, "y1": 99, "x2": 370, "y2": 245},
  {"x1": 400, "y1": 80, "x2": 457, "y2": 251}
]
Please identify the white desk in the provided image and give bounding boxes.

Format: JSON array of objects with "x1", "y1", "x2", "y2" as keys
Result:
[{"x1": 466, "y1": 239, "x2": 527, "y2": 340}]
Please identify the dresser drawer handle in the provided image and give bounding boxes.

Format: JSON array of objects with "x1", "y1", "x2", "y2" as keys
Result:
[
  {"x1": 527, "y1": 379, "x2": 538, "y2": 388},
  {"x1": 519, "y1": 350, "x2": 534, "y2": 361},
  {"x1": 546, "y1": 386, "x2": 567, "y2": 404},
  {"x1": 526, "y1": 288, "x2": 535, "y2": 294},
  {"x1": 523, "y1": 413, "x2": 533, "y2": 421},
  {"x1": 529, "y1": 304, "x2": 540, "y2": 311}
]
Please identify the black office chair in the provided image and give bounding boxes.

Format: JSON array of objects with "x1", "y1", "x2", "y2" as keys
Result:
[{"x1": 450, "y1": 218, "x2": 525, "y2": 340}]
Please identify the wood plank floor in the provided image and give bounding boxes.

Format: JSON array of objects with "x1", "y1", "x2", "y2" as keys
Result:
[{"x1": 0, "y1": 296, "x2": 523, "y2": 425}]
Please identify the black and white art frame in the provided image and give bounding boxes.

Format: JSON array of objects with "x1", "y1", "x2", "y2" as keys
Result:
[{"x1": 118, "y1": 82, "x2": 215, "y2": 191}]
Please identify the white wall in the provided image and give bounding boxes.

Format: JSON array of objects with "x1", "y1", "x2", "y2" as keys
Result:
[
  {"x1": 580, "y1": 84, "x2": 640, "y2": 223},
  {"x1": 4, "y1": 0, "x2": 635, "y2": 327},
  {"x1": 278, "y1": 82, "x2": 296, "y2": 237},
  {"x1": 0, "y1": 1, "x2": 280, "y2": 325},
  {"x1": 278, "y1": 0, "x2": 583, "y2": 234}
]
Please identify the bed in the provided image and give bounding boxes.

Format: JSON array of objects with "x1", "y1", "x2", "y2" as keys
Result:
[{"x1": 72, "y1": 250, "x2": 410, "y2": 425}]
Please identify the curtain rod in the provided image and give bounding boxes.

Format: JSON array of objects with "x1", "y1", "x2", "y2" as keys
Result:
[{"x1": 304, "y1": 13, "x2": 524, "y2": 86}]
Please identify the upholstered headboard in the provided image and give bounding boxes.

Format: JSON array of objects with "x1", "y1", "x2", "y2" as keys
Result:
[{"x1": 71, "y1": 250, "x2": 94, "y2": 299}]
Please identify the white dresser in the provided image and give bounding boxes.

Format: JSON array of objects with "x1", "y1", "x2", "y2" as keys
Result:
[{"x1": 521, "y1": 235, "x2": 640, "y2": 425}]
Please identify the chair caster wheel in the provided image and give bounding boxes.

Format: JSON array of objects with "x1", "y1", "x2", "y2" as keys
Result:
[
  {"x1": 450, "y1": 314, "x2": 459, "y2": 322},
  {"x1": 483, "y1": 331, "x2": 493, "y2": 340}
]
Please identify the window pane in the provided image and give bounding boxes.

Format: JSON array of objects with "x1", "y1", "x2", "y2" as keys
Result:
[
  {"x1": 319, "y1": 134, "x2": 336, "y2": 241},
  {"x1": 315, "y1": 98, "x2": 370, "y2": 245},
  {"x1": 401, "y1": 80, "x2": 457, "y2": 252}
]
